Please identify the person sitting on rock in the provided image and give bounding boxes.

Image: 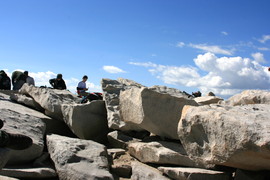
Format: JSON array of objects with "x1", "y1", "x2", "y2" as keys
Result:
[
  {"x1": 77, "y1": 75, "x2": 89, "y2": 97},
  {"x1": 24, "y1": 71, "x2": 35, "y2": 86},
  {"x1": 11, "y1": 71, "x2": 27, "y2": 90},
  {"x1": 49, "y1": 74, "x2": 67, "y2": 90},
  {"x1": 0, "y1": 70, "x2": 11, "y2": 90},
  {"x1": 192, "y1": 91, "x2": 202, "y2": 97},
  {"x1": 0, "y1": 119, "x2": 33, "y2": 150}
]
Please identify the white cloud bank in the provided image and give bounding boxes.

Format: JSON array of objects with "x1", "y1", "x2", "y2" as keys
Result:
[
  {"x1": 103, "y1": 65, "x2": 126, "y2": 74},
  {"x1": 130, "y1": 52, "x2": 270, "y2": 98},
  {"x1": 258, "y1": 35, "x2": 270, "y2": 43}
]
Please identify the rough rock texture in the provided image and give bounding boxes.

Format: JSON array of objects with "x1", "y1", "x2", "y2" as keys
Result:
[
  {"x1": 0, "y1": 149, "x2": 10, "y2": 169},
  {"x1": 194, "y1": 96, "x2": 223, "y2": 105},
  {"x1": 19, "y1": 84, "x2": 80, "y2": 120},
  {"x1": 131, "y1": 161, "x2": 170, "y2": 180},
  {"x1": 224, "y1": 90, "x2": 270, "y2": 106},
  {"x1": 128, "y1": 141, "x2": 195, "y2": 167},
  {"x1": 101, "y1": 78, "x2": 144, "y2": 131},
  {"x1": 1, "y1": 109, "x2": 46, "y2": 165},
  {"x1": 61, "y1": 100, "x2": 108, "y2": 142},
  {"x1": 10, "y1": 93, "x2": 43, "y2": 111},
  {"x1": 111, "y1": 152, "x2": 136, "y2": 178},
  {"x1": 0, "y1": 167, "x2": 57, "y2": 179},
  {"x1": 47, "y1": 134, "x2": 113, "y2": 180},
  {"x1": 178, "y1": 104, "x2": 270, "y2": 170},
  {"x1": 120, "y1": 87, "x2": 198, "y2": 139},
  {"x1": 158, "y1": 167, "x2": 232, "y2": 180},
  {"x1": 0, "y1": 175, "x2": 19, "y2": 180},
  {"x1": 107, "y1": 131, "x2": 141, "y2": 149}
]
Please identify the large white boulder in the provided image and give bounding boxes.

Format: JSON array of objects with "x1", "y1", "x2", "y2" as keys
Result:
[
  {"x1": 120, "y1": 87, "x2": 198, "y2": 139},
  {"x1": 128, "y1": 141, "x2": 195, "y2": 167},
  {"x1": 19, "y1": 84, "x2": 80, "y2": 120},
  {"x1": 46, "y1": 134, "x2": 113, "y2": 180},
  {"x1": 178, "y1": 104, "x2": 270, "y2": 170},
  {"x1": 101, "y1": 78, "x2": 144, "y2": 131},
  {"x1": 225, "y1": 90, "x2": 270, "y2": 106},
  {"x1": 61, "y1": 100, "x2": 108, "y2": 142}
]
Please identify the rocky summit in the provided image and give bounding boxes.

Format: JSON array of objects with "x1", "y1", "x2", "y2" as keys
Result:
[{"x1": 0, "y1": 79, "x2": 270, "y2": 180}]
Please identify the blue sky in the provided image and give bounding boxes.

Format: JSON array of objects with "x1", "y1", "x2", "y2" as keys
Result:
[{"x1": 1, "y1": 0, "x2": 270, "y2": 98}]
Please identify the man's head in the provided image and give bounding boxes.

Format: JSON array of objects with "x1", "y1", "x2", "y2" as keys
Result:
[
  {"x1": 82, "y1": 75, "x2": 88, "y2": 82},
  {"x1": 57, "y1": 74, "x2": 63, "y2": 80},
  {"x1": 24, "y1": 71, "x2": 29, "y2": 76}
]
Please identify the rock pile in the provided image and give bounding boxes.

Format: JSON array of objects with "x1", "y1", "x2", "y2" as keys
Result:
[{"x1": 0, "y1": 80, "x2": 270, "y2": 180}]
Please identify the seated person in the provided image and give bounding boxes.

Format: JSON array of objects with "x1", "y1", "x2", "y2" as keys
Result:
[
  {"x1": 77, "y1": 75, "x2": 89, "y2": 97},
  {"x1": 49, "y1": 74, "x2": 67, "y2": 90}
]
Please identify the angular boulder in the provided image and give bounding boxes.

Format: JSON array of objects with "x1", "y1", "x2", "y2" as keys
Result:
[
  {"x1": 225, "y1": 90, "x2": 270, "y2": 106},
  {"x1": 19, "y1": 84, "x2": 80, "y2": 120},
  {"x1": 101, "y1": 78, "x2": 144, "y2": 131},
  {"x1": 194, "y1": 96, "x2": 223, "y2": 105},
  {"x1": 107, "y1": 130, "x2": 141, "y2": 149},
  {"x1": 61, "y1": 100, "x2": 108, "y2": 142},
  {"x1": 128, "y1": 141, "x2": 195, "y2": 167},
  {"x1": 46, "y1": 134, "x2": 113, "y2": 180},
  {"x1": 120, "y1": 87, "x2": 198, "y2": 139},
  {"x1": 10, "y1": 93, "x2": 43, "y2": 111},
  {"x1": 178, "y1": 104, "x2": 270, "y2": 170},
  {"x1": 158, "y1": 167, "x2": 232, "y2": 180},
  {"x1": 131, "y1": 161, "x2": 170, "y2": 180}
]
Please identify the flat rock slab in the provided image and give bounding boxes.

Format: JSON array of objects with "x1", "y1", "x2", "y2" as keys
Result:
[
  {"x1": 46, "y1": 134, "x2": 113, "y2": 180},
  {"x1": 178, "y1": 104, "x2": 270, "y2": 170},
  {"x1": 107, "y1": 131, "x2": 141, "y2": 149},
  {"x1": 0, "y1": 167, "x2": 57, "y2": 179},
  {"x1": 131, "y1": 161, "x2": 170, "y2": 180},
  {"x1": 158, "y1": 167, "x2": 232, "y2": 180},
  {"x1": 194, "y1": 96, "x2": 223, "y2": 105},
  {"x1": 19, "y1": 84, "x2": 80, "y2": 120},
  {"x1": 120, "y1": 87, "x2": 198, "y2": 139},
  {"x1": 128, "y1": 141, "x2": 195, "y2": 167}
]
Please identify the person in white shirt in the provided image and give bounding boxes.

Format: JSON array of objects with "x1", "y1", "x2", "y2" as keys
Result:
[
  {"x1": 24, "y1": 71, "x2": 35, "y2": 86},
  {"x1": 77, "y1": 75, "x2": 89, "y2": 97}
]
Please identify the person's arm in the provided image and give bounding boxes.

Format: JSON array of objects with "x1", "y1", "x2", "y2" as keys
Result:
[{"x1": 49, "y1": 79, "x2": 55, "y2": 87}]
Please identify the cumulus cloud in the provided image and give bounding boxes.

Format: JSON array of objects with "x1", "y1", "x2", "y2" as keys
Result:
[
  {"x1": 258, "y1": 35, "x2": 270, "y2": 43},
  {"x1": 103, "y1": 66, "x2": 126, "y2": 74},
  {"x1": 221, "y1": 31, "x2": 228, "y2": 35},
  {"x1": 176, "y1": 42, "x2": 185, "y2": 47},
  {"x1": 189, "y1": 43, "x2": 233, "y2": 55},
  {"x1": 130, "y1": 52, "x2": 270, "y2": 98},
  {"x1": 251, "y1": 52, "x2": 266, "y2": 63}
]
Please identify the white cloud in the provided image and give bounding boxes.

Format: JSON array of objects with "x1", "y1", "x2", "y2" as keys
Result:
[
  {"x1": 251, "y1": 52, "x2": 266, "y2": 63},
  {"x1": 189, "y1": 43, "x2": 233, "y2": 55},
  {"x1": 221, "y1": 31, "x2": 228, "y2": 36},
  {"x1": 130, "y1": 52, "x2": 270, "y2": 98},
  {"x1": 103, "y1": 65, "x2": 126, "y2": 74},
  {"x1": 257, "y1": 47, "x2": 270, "y2": 51},
  {"x1": 258, "y1": 35, "x2": 270, "y2": 43},
  {"x1": 176, "y1": 42, "x2": 185, "y2": 47}
]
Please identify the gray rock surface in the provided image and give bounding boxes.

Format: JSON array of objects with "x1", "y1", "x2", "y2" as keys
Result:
[
  {"x1": 131, "y1": 161, "x2": 170, "y2": 180},
  {"x1": 101, "y1": 78, "x2": 144, "y2": 131},
  {"x1": 128, "y1": 141, "x2": 195, "y2": 167},
  {"x1": 178, "y1": 104, "x2": 270, "y2": 170},
  {"x1": 0, "y1": 149, "x2": 10, "y2": 169},
  {"x1": 61, "y1": 100, "x2": 108, "y2": 142},
  {"x1": 194, "y1": 96, "x2": 223, "y2": 105},
  {"x1": 10, "y1": 93, "x2": 43, "y2": 111},
  {"x1": 0, "y1": 175, "x2": 19, "y2": 180},
  {"x1": 158, "y1": 167, "x2": 232, "y2": 180},
  {"x1": 107, "y1": 131, "x2": 141, "y2": 149},
  {"x1": 224, "y1": 90, "x2": 270, "y2": 106},
  {"x1": 120, "y1": 87, "x2": 198, "y2": 139},
  {"x1": 19, "y1": 84, "x2": 80, "y2": 120},
  {"x1": 47, "y1": 134, "x2": 113, "y2": 180}
]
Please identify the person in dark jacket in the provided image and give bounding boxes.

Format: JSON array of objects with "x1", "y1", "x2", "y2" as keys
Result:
[
  {"x1": 0, "y1": 70, "x2": 11, "y2": 90},
  {"x1": 11, "y1": 71, "x2": 26, "y2": 90},
  {"x1": 49, "y1": 74, "x2": 67, "y2": 90}
]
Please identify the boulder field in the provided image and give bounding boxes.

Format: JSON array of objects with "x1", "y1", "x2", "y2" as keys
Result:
[{"x1": 0, "y1": 79, "x2": 270, "y2": 179}]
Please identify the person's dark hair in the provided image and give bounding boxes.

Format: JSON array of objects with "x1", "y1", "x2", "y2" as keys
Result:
[
  {"x1": 57, "y1": 74, "x2": 62, "y2": 79},
  {"x1": 24, "y1": 71, "x2": 29, "y2": 76},
  {"x1": 83, "y1": 75, "x2": 88, "y2": 79}
]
